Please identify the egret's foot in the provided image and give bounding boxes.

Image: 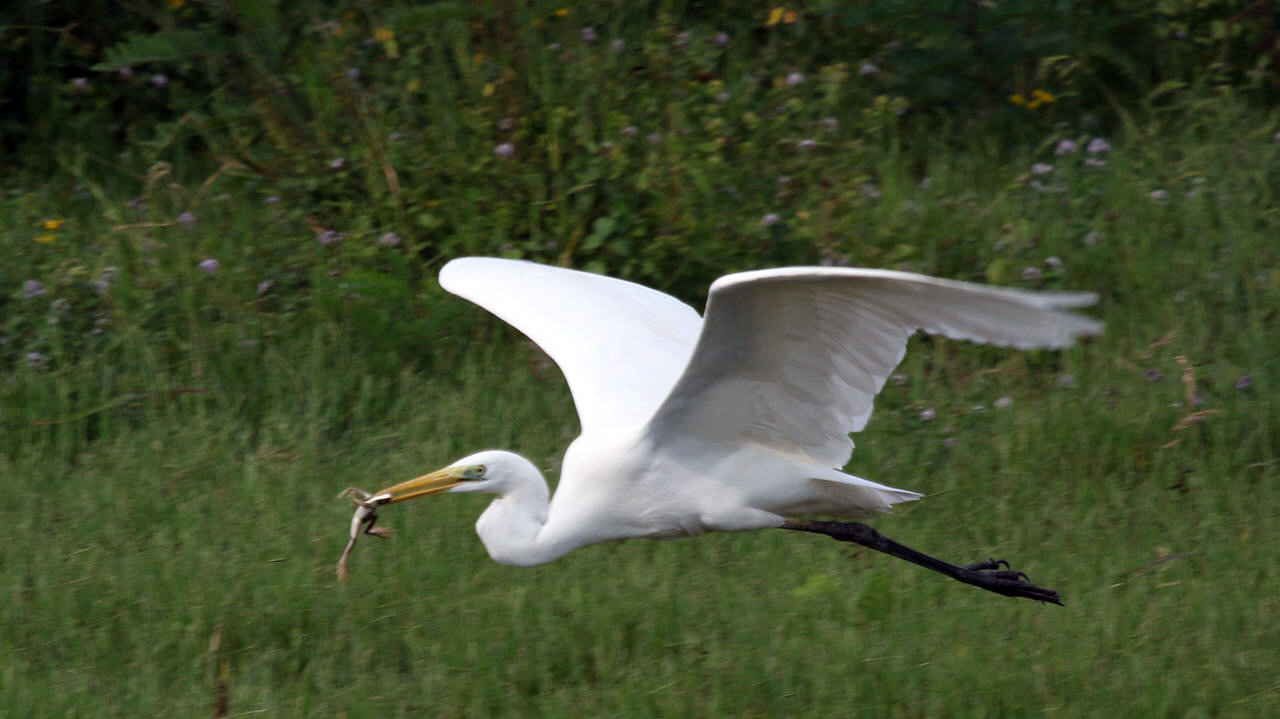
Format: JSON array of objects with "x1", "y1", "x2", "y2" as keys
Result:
[
  {"x1": 959, "y1": 563, "x2": 1061, "y2": 605},
  {"x1": 963, "y1": 557, "x2": 1010, "y2": 572}
]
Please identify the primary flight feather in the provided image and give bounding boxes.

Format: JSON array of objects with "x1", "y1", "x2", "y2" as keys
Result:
[{"x1": 340, "y1": 257, "x2": 1102, "y2": 603}]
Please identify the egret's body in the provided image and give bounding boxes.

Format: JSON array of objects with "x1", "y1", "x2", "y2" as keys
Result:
[{"x1": 347, "y1": 258, "x2": 1103, "y2": 603}]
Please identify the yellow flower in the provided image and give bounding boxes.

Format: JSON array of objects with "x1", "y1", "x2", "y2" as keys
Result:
[
  {"x1": 43, "y1": 219, "x2": 65, "y2": 230},
  {"x1": 1009, "y1": 93, "x2": 1027, "y2": 106},
  {"x1": 483, "y1": 82, "x2": 495, "y2": 97},
  {"x1": 796, "y1": 210, "x2": 810, "y2": 220},
  {"x1": 767, "y1": 8, "x2": 798, "y2": 26},
  {"x1": 553, "y1": 8, "x2": 569, "y2": 17},
  {"x1": 374, "y1": 28, "x2": 394, "y2": 43},
  {"x1": 36, "y1": 234, "x2": 55, "y2": 244},
  {"x1": 1032, "y1": 89, "x2": 1057, "y2": 104}
]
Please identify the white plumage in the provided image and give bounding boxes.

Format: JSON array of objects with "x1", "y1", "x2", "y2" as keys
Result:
[{"x1": 353, "y1": 257, "x2": 1100, "y2": 596}]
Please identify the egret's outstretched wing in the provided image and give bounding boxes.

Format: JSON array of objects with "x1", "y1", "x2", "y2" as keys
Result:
[
  {"x1": 440, "y1": 258, "x2": 702, "y2": 432},
  {"x1": 647, "y1": 268, "x2": 1103, "y2": 468}
]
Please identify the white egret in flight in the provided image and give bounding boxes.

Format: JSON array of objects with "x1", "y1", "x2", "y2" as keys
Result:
[{"x1": 340, "y1": 258, "x2": 1103, "y2": 604}]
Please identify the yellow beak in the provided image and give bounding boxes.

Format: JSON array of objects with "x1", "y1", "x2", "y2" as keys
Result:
[{"x1": 370, "y1": 466, "x2": 473, "y2": 505}]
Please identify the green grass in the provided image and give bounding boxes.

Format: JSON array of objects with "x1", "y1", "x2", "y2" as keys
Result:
[
  {"x1": 3, "y1": 219, "x2": 1277, "y2": 717},
  {"x1": 4, "y1": 7, "x2": 1280, "y2": 716}
]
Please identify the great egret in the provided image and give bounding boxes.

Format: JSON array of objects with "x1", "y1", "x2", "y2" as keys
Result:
[{"x1": 340, "y1": 258, "x2": 1103, "y2": 604}]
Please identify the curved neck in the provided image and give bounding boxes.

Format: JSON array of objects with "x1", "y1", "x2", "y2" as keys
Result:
[{"x1": 473, "y1": 473, "x2": 582, "y2": 567}]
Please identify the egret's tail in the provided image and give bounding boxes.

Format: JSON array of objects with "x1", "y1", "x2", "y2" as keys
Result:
[{"x1": 814, "y1": 468, "x2": 922, "y2": 516}]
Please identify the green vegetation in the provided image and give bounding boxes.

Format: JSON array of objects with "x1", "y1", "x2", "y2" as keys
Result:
[{"x1": 2, "y1": 2, "x2": 1277, "y2": 717}]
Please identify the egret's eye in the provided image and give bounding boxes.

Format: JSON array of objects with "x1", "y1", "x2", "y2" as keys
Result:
[{"x1": 468, "y1": 465, "x2": 486, "y2": 479}]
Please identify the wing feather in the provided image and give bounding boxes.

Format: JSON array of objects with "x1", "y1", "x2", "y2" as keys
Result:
[
  {"x1": 646, "y1": 267, "x2": 1103, "y2": 467},
  {"x1": 439, "y1": 258, "x2": 702, "y2": 432}
]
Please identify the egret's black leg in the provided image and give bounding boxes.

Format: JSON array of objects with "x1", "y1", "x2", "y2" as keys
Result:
[{"x1": 781, "y1": 518, "x2": 1063, "y2": 605}]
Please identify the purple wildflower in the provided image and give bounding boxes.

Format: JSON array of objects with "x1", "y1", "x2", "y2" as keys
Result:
[
  {"x1": 714, "y1": 32, "x2": 730, "y2": 47},
  {"x1": 72, "y1": 77, "x2": 90, "y2": 90},
  {"x1": 265, "y1": 195, "x2": 280, "y2": 204},
  {"x1": 647, "y1": 132, "x2": 662, "y2": 145},
  {"x1": 798, "y1": 138, "x2": 816, "y2": 149},
  {"x1": 198, "y1": 258, "x2": 219, "y2": 275},
  {"x1": 151, "y1": 74, "x2": 169, "y2": 88},
  {"x1": 23, "y1": 279, "x2": 46, "y2": 300},
  {"x1": 784, "y1": 72, "x2": 806, "y2": 87},
  {"x1": 1148, "y1": 189, "x2": 1169, "y2": 203},
  {"x1": 994, "y1": 396, "x2": 1013, "y2": 409},
  {"x1": 329, "y1": 157, "x2": 346, "y2": 169},
  {"x1": 494, "y1": 142, "x2": 515, "y2": 158},
  {"x1": 26, "y1": 352, "x2": 46, "y2": 370},
  {"x1": 674, "y1": 31, "x2": 691, "y2": 47},
  {"x1": 346, "y1": 68, "x2": 360, "y2": 81},
  {"x1": 1054, "y1": 139, "x2": 1078, "y2": 155},
  {"x1": 1086, "y1": 137, "x2": 1111, "y2": 154},
  {"x1": 1044, "y1": 256, "x2": 1063, "y2": 270},
  {"x1": 611, "y1": 39, "x2": 626, "y2": 53},
  {"x1": 497, "y1": 116, "x2": 514, "y2": 131},
  {"x1": 858, "y1": 61, "x2": 879, "y2": 76},
  {"x1": 317, "y1": 230, "x2": 340, "y2": 246},
  {"x1": 257, "y1": 279, "x2": 275, "y2": 295},
  {"x1": 861, "y1": 183, "x2": 882, "y2": 199},
  {"x1": 1145, "y1": 369, "x2": 1163, "y2": 382},
  {"x1": 715, "y1": 91, "x2": 732, "y2": 102},
  {"x1": 92, "y1": 280, "x2": 110, "y2": 296},
  {"x1": 176, "y1": 211, "x2": 196, "y2": 230},
  {"x1": 822, "y1": 116, "x2": 838, "y2": 132},
  {"x1": 1236, "y1": 375, "x2": 1253, "y2": 390},
  {"x1": 1030, "y1": 180, "x2": 1067, "y2": 194},
  {"x1": 621, "y1": 125, "x2": 638, "y2": 137},
  {"x1": 378, "y1": 232, "x2": 401, "y2": 247},
  {"x1": 760, "y1": 212, "x2": 780, "y2": 227},
  {"x1": 118, "y1": 67, "x2": 133, "y2": 79},
  {"x1": 1084, "y1": 157, "x2": 1107, "y2": 168},
  {"x1": 581, "y1": 27, "x2": 597, "y2": 43},
  {"x1": 919, "y1": 408, "x2": 936, "y2": 421},
  {"x1": 1031, "y1": 163, "x2": 1054, "y2": 176},
  {"x1": 1021, "y1": 266, "x2": 1043, "y2": 281}
]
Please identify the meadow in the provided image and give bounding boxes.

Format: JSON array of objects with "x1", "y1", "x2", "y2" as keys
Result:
[{"x1": 3, "y1": 3, "x2": 1279, "y2": 717}]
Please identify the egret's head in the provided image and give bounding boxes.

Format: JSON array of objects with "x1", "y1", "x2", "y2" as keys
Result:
[{"x1": 371, "y1": 450, "x2": 543, "y2": 504}]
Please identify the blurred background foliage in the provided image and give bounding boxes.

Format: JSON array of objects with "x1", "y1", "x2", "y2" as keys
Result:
[{"x1": 2, "y1": 0, "x2": 1278, "y2": 439}]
